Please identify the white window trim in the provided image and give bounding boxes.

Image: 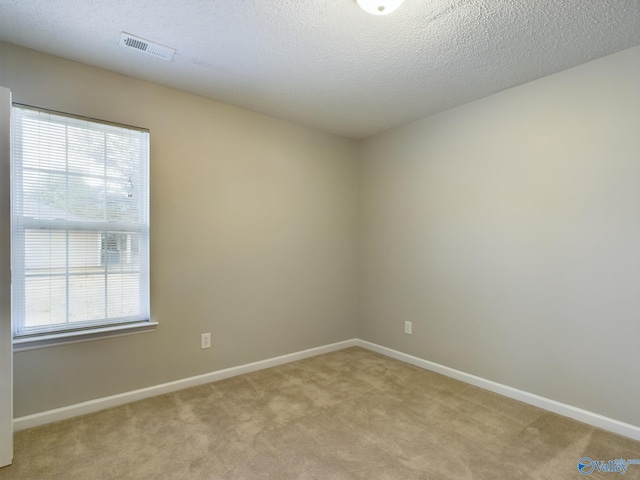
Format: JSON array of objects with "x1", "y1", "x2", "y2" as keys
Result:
[{"x1": 13, "y1": 321, "x2": 159, "y2": 351}]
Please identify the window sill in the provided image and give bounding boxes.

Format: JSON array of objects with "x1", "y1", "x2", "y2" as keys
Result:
[{"x1": 13, "y1": 321, "x2": 159, "y2": 351}]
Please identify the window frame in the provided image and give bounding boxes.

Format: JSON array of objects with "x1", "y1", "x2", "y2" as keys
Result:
[{"x1": 11, "y1": 104, "x2": 154, "y2": 349}]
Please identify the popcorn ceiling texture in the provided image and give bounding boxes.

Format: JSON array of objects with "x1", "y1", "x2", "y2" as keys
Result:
[{"x1": 0, "y1": 0, "x2": 639, "y2": 138}]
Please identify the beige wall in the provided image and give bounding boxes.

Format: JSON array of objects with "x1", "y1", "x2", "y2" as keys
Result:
[
  {"x1": 0, "y1": 42, "x2": 359, "y2": 416},
  {"x1": 359, "y1": 45, "x2": 640, "y2": 426},
  {"x1": 2, "y1": 39, "x2": 639, "y2": 429}
]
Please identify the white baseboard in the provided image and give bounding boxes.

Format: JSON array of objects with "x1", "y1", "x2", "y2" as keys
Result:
[
  {"x1": 14, "y1": 337, "x2": 640, "y2": 442},
  {"x1": 356, "y1": 339, "x2": 640, "y2": 442},
  {"x1": 13, "y1": 338, "x2": 358, "y2": 431}
]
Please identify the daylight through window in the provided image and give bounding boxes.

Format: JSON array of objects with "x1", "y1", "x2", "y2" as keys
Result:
[{"x1": 11, "y1": 105, "x2": 150, "y2": 338}]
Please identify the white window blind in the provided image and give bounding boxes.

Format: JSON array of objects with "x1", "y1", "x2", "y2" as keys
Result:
[{"x1": 11, "y1": 105, "x2": 150, "y2": 339}]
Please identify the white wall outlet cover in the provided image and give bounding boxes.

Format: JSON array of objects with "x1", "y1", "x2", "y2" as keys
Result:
[{"x1": 404, "y1": 321, "x2": 412, "y2": 335}]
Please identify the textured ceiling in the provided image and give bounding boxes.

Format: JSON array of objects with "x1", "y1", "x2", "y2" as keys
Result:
[{"x1": 0, "y1": 0, "x2": 639, "y2": 138}]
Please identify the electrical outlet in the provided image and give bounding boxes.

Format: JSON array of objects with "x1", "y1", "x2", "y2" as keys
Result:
[
  {"x1": 404, "y1": 321, "x2": 412, "y2": 335},
  {"x1": 201, "y1": 333, "x2": 211, "y2": 349}
]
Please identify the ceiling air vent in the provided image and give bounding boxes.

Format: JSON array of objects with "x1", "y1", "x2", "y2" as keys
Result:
[{"x1": 119, "y1": 32, "x2": 175, "y2": 61}]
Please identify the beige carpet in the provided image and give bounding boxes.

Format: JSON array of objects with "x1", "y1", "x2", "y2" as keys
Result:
[{"x1": 1, "y1": 347, "x2": 639, "y2": 479}]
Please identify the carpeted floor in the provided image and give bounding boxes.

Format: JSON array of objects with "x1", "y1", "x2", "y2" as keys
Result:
[{"x1": 1, "y1": 347, "x2": 639, "y2": 479}]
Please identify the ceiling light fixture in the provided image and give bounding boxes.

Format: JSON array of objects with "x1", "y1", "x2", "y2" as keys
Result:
[{"x1": 356, "y1": 0, "x2": 405, "y2": 15}]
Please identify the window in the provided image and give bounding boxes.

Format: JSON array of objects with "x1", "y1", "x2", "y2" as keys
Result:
[{"x1": 11, "y1": 105, "x2": 150, "y2": 342}]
